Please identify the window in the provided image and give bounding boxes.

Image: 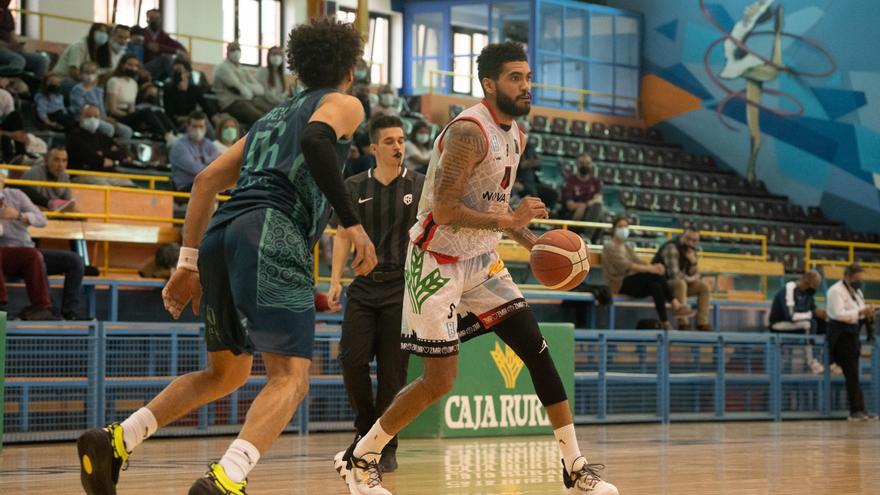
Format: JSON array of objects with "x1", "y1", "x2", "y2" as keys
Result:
[
  {"x1": 94, "y1": 0, "x2": 161, "y2": 27},
  {"x1": 452, "y1": 29, "x2": 487, "y2": 97},
  {"x1": 338, "y1": 8, "x2": 391, "y2": 85},
  {"x1": 223, "y1": 0, "x2": 282, "y2": 66},
  {"x1": 8, "y1": 0, "x2": 23, "y2": 36}
]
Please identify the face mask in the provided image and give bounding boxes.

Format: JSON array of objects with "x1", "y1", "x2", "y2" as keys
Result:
[
  {"x1": 578, "y1": 166, "x2": 592, "y2": 176},
  {"x1": 83, "y1": 73, "x2": 97, "y2": 84},
  {"x1": 188, "y1": 127, "x2": 206, "y2": 141},
  {"x1": 111, "y1": 40, "x2": 126, "y2": 52},
  {"x1": 849, "y1": 280, "x2": 862, "y2": 291},
  {"x1": 221, "y1": 127, "x2": 238, "y2": 143},
  {"x1": 615, "y1": 227, "x2": 630, "y2": 240},
  {"x1": 355, "y1": 69, "x2": 367, "y2": 80},
  {"x1": 46, "y1": 84, "x2": 61, "y2": 94},
  {"x1": 124, "y1": 68, "x2": 139, "y2": 78},
  {"x1": 148, "y1": 20, "x2": 161, "y2": 31},
  {"x1": 93, "y1": 31, "x2": 109, "y2": 45},
  {"x1": 229, "y1": 50, "x2": 241, "y2": 63},
  {"x1": 269, "y1": 54, "x2": 283, "y2": 67},
  {"x1": 81, "y1": 117, "x2": 101, "y2": 133},
  {"x1": 805, "y1": 288, "x2": 817, "y2": 296},
  {"x1": 380, "y1": 94, "x2": 394, "y2": 107},
  {"x1": 416, "y1": 133, "x2": 430, "y2": 145},
  {"x1": 144, "y1": 94, "x2": 158, "y2": 104}
]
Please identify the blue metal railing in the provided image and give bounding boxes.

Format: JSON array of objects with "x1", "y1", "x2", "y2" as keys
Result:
[{"x1": 3, "y1": 322, "x2": 877, "y2": 443}]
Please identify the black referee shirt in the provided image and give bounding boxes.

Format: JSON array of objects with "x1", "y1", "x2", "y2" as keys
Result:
[{"x1": 334, "y1": 167, "x2": 425, "y2": 270}]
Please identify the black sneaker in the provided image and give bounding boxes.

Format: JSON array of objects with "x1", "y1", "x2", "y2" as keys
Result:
[
  {"x1": 188, "y1": 463, "x2": 247, "y2": 495},
  {"x1": 77, "y1": 423, "x2": 129, "y2": 495}
]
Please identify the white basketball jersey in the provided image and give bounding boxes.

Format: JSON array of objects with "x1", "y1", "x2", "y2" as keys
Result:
[{"x1": 409, "y1": 100, "x2": 524, "y2": 261}]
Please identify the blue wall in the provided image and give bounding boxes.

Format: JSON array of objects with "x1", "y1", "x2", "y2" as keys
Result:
[{"x1": 608, "y1": 0, "x2": 880, "y2": 232}]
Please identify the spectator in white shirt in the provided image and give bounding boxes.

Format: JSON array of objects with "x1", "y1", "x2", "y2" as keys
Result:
[
  {"x1": 256, "y1": 46, "x2": 291, "y2": 106},
  {"x1": 213, "y1": 42, "x2": 274, "y2": 125},
  {"x1": 826, "y1": 264, "x2": 877, "y2": 421}
]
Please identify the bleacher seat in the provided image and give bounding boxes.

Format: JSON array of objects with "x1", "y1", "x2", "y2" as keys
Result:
[
  {"x1": 550, "y1": 117, "x2": 568, "y2": 135},
  {"x1": 644, "y1": 148, "x2": 661, "y2": 165},
  {"x1": 590, "y1": 122, "x2": 607, "y2": 138},
  {"x1": 563, "y1": 137, "x2": 582, "y2": 157},
  {"x1": 585, "y1": 142, "x2": 603, "y2": 159},
  {"x1": 620, "y1": 168, "x2": 636, "y2": 185},
  {"x1": 543, "y1": 136, "x2": 563, "y2": 156},
  {"x1": 570, "y1": 120, "x2": 589, "y2": 137},
  {"x1": 626, "y1": 126, "x2": 644, "y2": 142},
  {"x1": 527, "y1": 134, "x2": 543, "y2": 154},
  {"x1": 641, "y1": 170, "x2": 657, "y2": 187},
  {"x1": 623, "y1": 145, "x2": 642, "y2": 164},
  {"x1": 646, "y1": 127, "x2": 663, "y2": 141},
  {"x1": 605, "y1": 144, "x2": 623, "y2": 162},
  {"x1": 608, "y1": 124, "x2": 626, "y2": 140},
  {"x1": 531, "y1": 115, "x2": 549, "y2": 133}
]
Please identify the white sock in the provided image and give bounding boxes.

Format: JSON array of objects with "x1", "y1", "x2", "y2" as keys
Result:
[
  {"x1": 219, "y1": 439, "x2": 261, "y2": 483},
  {"x1": 120, "y1": 407, "x2": 158, "y2": 452},
  {"x1": 554, "y1": 424, "x2": 582, "y2": 472},
  {"x1": 353, "y1": 421, "x2": 393, "y2": 459}
]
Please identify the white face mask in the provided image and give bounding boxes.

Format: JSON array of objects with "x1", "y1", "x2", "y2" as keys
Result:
[
  {"x1": 81, "y1": 117, "x2": 101, "y2": 133},
  {"x1": 82, "y1": 73, "x2": 98, "y2": 84},
  {"x1": 188, "y1": 127, "x2": 206, "y2": 141},
  {"x1": 380, "y1": 94, "x2": 395, "y2": 107},
  {"x1": 615, "y1": 227, "x2": 630, "y2": 240},
  {"x1": 416, "y1": 133, "x2": 430, "y2": 145},
  {"x1": 229, "y1": 50, "x2": 241, "y2": 63},
  {"x1": 269, "y1": 54, "x2": 283, "y2": 67}
]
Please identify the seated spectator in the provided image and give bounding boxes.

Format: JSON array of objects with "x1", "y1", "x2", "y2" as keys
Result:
[
  {"x1": 405, "y1": 121, "x2": 432, "y2": 173},
  {"x1": 67, "y1": 104, "x2": 135, "y2": 187},
  {"x1": 769, "y1": 270, "x2": 826, "y2": 374},
  {"x1": 0, "y1": 1, "x2": 49, "y2": 79},
  {"x1": 18, "y1": 147, "x2": 75, "y2": 211},
  {"x1": 603, "y1": 217, "x2": 691, "y2": 330},
  {"x1": 135, "y1": 83, "x2": 177, "y2": 140},
  {"x1": 35, "y1": 74, "x2": 77, "y2": 132},
  {"x1": 653, "y1": 228, "x2": 712, "y2": 330},
  {"x1": 169, "y1": 111, "x2": 220, "y2": 192},
  {"x1": 514, "y1": 120, "x2": 559, "y2": 212},
  {"x1": 354, "y1": 58, "x2": 371, "y2": 85},
  {"x1": 371, "y1": 85, "x2": 399, "y2": 117},
  {"x1": 132, "y1": 8, "x2": 188, "y2": 81},
  {"x1": 213, "y1": 115, "x2": 241, "y2": 153},
  {"x1": 213, "y1": 42, "x2": 273, "y2": 125},
  {"x1": 562, "y1": 153, "x2": 604, "y2": 243},
  {"x1": 164, "y1": 59, "x2": 215, "y2": 133},
  {"x1": 0, "y1": 173, "x2": 58, "y2": 320},
  {"x1": 0, "y1": 87, "x2": 27, "y2": 162},
  {"x1": 52, "y1": 22, "x2": 112, "y2": 93},
  {"x1": 69, "y1": 61, "x2": 133, "y2": 142},
  {"x1": 257, "y1": 46, "x2": 291, "y2": 107},
  {"x1": 106, "y1": 55, "x2": 174, "y2": 142},
  {"x1": 353, "y1": 83, "x2": 371, "y2": 121},
  {"x1": 107, "y1": 24, "x2": 131, "y2": 75}
]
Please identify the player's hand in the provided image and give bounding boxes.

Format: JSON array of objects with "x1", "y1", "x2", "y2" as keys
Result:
[
  {"x1": 326, "y1": 282, "x2": 343, "y2": 312},
  {"x1": 343, "y1": 224, "x2": 377, "y2": 277},
  {"x1": 510, "y1": 196, "x2": 547, "y2": 229},
  {"x1": 162, "y1": 268, "x2": 201, "y2": 319}
]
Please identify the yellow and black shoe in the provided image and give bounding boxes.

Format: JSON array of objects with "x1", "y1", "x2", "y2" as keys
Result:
[
  {"x1": 77, "y1": 423, "x2": 129, "y2": 495},
  {"x1": 189, "y1": 463, "x2": 248, "y2": 495}
]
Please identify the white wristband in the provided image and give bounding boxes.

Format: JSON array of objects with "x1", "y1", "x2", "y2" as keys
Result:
[{"x1": 177, "y1": 246, "x2": 199, "y2": 272}]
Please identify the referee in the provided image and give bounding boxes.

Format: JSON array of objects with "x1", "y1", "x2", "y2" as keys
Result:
[{"x1": 328, "y1": 115, "x2": 425, "y2": 472}]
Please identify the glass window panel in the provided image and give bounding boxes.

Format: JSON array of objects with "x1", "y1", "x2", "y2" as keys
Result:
[
  {"x1": 563, "y1": 8, "x2": 589, "y2": 58},
  {"x1": 474, "y1": 33, "x2": 489, "y2": 53},
  {"x1": 615, "y1": 16, "x2": 639, "y2": 66},
  {"x1": 536, "y1": 54, "x2": 562, "y2": 106},
  {"x1": 107, "y1": 0, "x2": 160, "y2": 27},
  {"x1": 260, "y1": 0, "x2": 281, "y2": 64},
  {"x1": 413, "y1": 12, "x2": 443, "y2": 59},
  {"x1": 239, "y1": 0, "x2": 260, "y2": 65},
  {"x1": 589, "y1": 13, "x2": 614, "y2": 63},
  {"x1": 490, "y1": 2, "x2": 530, "y2": 45},
  {"x1": 338, "y1": 10, "x2": 356, "y2": 23},
  {"x1": 587, "y1": 63, "x2": 614, "y2": 112},
  {"x1": 563, "y1": 59, "x2": 586, "y2": 109},
  {"x1": 370, "y1": 17, "x2": 390, "y2": 84},
  {"x1": 222, "y1": 0, "x2": 236, "y2": 43},
  {"x1": 471, "y1": 56, "x2": 484, "y2": 98},
  {"x1": 453, "y1": 32, "x2": 472, "y2": 56},
  {"x1": 614, "y1": 66, "x2": 639, "y2": 111},
  {"x1": 451, "y1": 4, "x2": 489, "y2": 32},
  {"x1": 412, "y1": 58, "x2": 441, "y2": 94},
  {"x1": 539, "y1": 2, "x2": 562, "y2": 52},
  {"x1": 453, "y1": 56, "x2": 472, "y2": 94}
]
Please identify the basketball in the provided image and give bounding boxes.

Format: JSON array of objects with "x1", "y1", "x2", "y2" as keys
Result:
[{"x1": 530, "y1": 230, "x2": 590, "y2": 291}]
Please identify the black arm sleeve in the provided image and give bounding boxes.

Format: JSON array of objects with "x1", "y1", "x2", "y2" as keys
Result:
[{"x1": 300, "y1": 121, "x2": 360, "y2": 228}]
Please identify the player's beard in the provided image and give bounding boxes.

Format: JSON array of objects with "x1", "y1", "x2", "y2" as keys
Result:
[{"x1": 496, "y1": 90, "x2": 531, "y2": 117}]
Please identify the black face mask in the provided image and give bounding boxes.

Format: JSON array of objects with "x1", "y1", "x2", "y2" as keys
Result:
[
  {"x1": 805, "y1": 288, "x2": 817, "y2": 296},
  {"x1": 144, "y1": 94, "x2": 158, "y2": 104},
  {"x1": 579, "y1": 166, "x2": 592, "y2": 176},
  {"x1": 124, "y1": 68, "x2": 139, "y2": 78},
  {"x1": 46, "y1": 84, "x2": 60, "y2": 94},
  {"x1": 148, "y1": 20, "x2": 161, "y2": 31},
  {"x1": 172, "y1": 71, "x2": 183, "y2": 85},
  {"x1": 849, "y1": 280, "x2": 863, "y2": 291}
]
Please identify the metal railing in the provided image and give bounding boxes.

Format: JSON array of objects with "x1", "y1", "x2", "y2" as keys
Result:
[
  {"x1": 805, "y1": 239, "x2": 880, "y2": 270},
  {"x1": 1, "y1": 164, "x2": 171, "y2": 190},
  {"x1": 427, "y1": 69, "x2": 641, "y2": 116}
]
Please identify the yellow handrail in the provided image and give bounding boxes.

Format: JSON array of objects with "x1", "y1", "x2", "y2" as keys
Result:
[
  {"x1": 805, "y1": 238, "x2": 880, "y2": 270},
  {"x1": 1, "y1": 164, "x2": 171, "y2": 190},
  {"x1": 427, "y1": 69, "x2": 640, "y2": 116}
]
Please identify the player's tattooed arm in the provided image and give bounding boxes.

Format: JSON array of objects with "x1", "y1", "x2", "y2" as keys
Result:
[
  {"x1": 505, "y1": 214, "x2": 540, "y2": 250},
  {"x1": 433, "y1": 120, "x2": 515, "y2": 230}
]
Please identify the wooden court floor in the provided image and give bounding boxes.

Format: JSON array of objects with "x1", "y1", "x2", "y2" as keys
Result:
[{"x1": 2, "y1": 421, "x2": 878, "y2": 494}]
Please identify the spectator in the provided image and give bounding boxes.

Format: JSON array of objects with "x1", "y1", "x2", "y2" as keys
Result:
[
  {"x1": 562, "y1": 153, "x2": 604, "y2": 243},
  {"x1": 132, "y1": 9, "x2": 187, "y2": 81},
  {"x1": 0, "y1": 87, "x2": 27, "y2": 162},
  {"x1": 603, "y1": 217, "x2": 691, "y2": 330},
  {"x1": 169, "y1": 111, "x2": 220, "y2": 192},
  {"x1": 106, "y1": 55, "x2": 174, "y2": 142},
  {"x1": 405, "y1": 121, "x2": 432, "y2": 173},
  {"x1": 212, "y1": 114, "x2": 241, "y2": 154},
  {"x1": 652, "y1": 228, "x2": 711, "y2": 330},
  {"x1": 0, "y1": 173, "x2": 57, "y2": 320},
  {"x1": 35, "y1": 74, "x2": 77, "y2": 132},
  {"x1": 354, "y1": 58, "x2": 371, "y2": 85},
  {"x1": 371, "y1": 85, "x2": 399, "y2": 117},
  {"x1": 514, "y1": 119, "x2": 558, "y2": 212},
  {"x1": 257, "y1": 46, "x2": 290, "y2": 106},
  {"x1": 69, "y1": 61, "x2": 133, "y2": 142},
  {"x1": 352, "y1": 83, "x2": 371, "y2": 121},
  {"x1": 826, "y1": 264, "x2": 877, "y2": 421},
  {"x1": 164, "y1": 59, "x2": 214, "y2": 133},
  {"x1": 135, "y1": 82, "x2": 177, "y2": 139},
  {"x1": 18, "y1": 147, "x2": 75, "y2": 211},
  {"x1": 0, "y1": 172, "x2": 84, "y2": 320},
  {"x1": 213, "y1": 42, "x2": 273, "y2": 125},
  {"x1": 67, "y1": 104, "x2": 135, "y2": 187},
  {"x1": 107, "y1": 24, "x2": 131, "y2": 74},
  {"x1": 0, "y1": 0, "x2": 49, "y2": 79},
  {"x1": 52, "y1": 23, "x2": 111, "y2": 84},
  {"x1": 769, "y1": 270, "x2": 826, "y2": 374}
]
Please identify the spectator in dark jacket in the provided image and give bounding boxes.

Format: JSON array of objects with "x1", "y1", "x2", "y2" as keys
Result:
[
  {"x1": 769, "y1": 270, "x2": 826, "y2": 374},
  {"x1": 132, "y1": 8, "x2": 187, "y2": 81},
  {"x1": 164, "y1": 60, "x2": 215, "y2": 134},
  {"x1": 66, "y1": 104, "x2": 135, "y2": 187},
  {"x1": 652, "y1": 228, "x2": 712, "y2": 330},
  {"x1": 562, "y1": 153, "x2": 604, "y2": 242},
  {"x1": 0, "y1": 0, "x2": 49, "y2": 79},
  {"x1": 35, "y1": 73, "x2": 77, "y2": 132},
  {"x1": 0, "y1": 87, "x2": 27, "y2": 162}
]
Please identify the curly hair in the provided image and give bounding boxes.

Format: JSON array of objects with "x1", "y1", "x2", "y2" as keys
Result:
[
  {"x1": 476, "y1": 41, "x2": 528, "y2": 84},
  {"x1": 286, "y1": 17, "x2": 363, "y2": 89}
]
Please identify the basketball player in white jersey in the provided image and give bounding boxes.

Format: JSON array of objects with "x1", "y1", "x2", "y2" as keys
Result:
[{"x1": 337, "y1": 42, "x2": 618, "y2": 495}]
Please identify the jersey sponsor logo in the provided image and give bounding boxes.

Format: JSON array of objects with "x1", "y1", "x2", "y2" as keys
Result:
[
  {"x1": 358, "y1": 197, "x2": 373, "y2": 204},
  {"x1": 404, "y1": 248, "x2": 450, "y2": 314},
  {"x1": 403, "y1": 193, "x2": 413, "y2": 205},
  {"x1": 481, "y1": 191, "x2": 509, "y2": 203}
]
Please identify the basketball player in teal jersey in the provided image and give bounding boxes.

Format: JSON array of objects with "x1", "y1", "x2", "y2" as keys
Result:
[{"x1": 75, "y1": 19, "x2": 376, "y2": 495}]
